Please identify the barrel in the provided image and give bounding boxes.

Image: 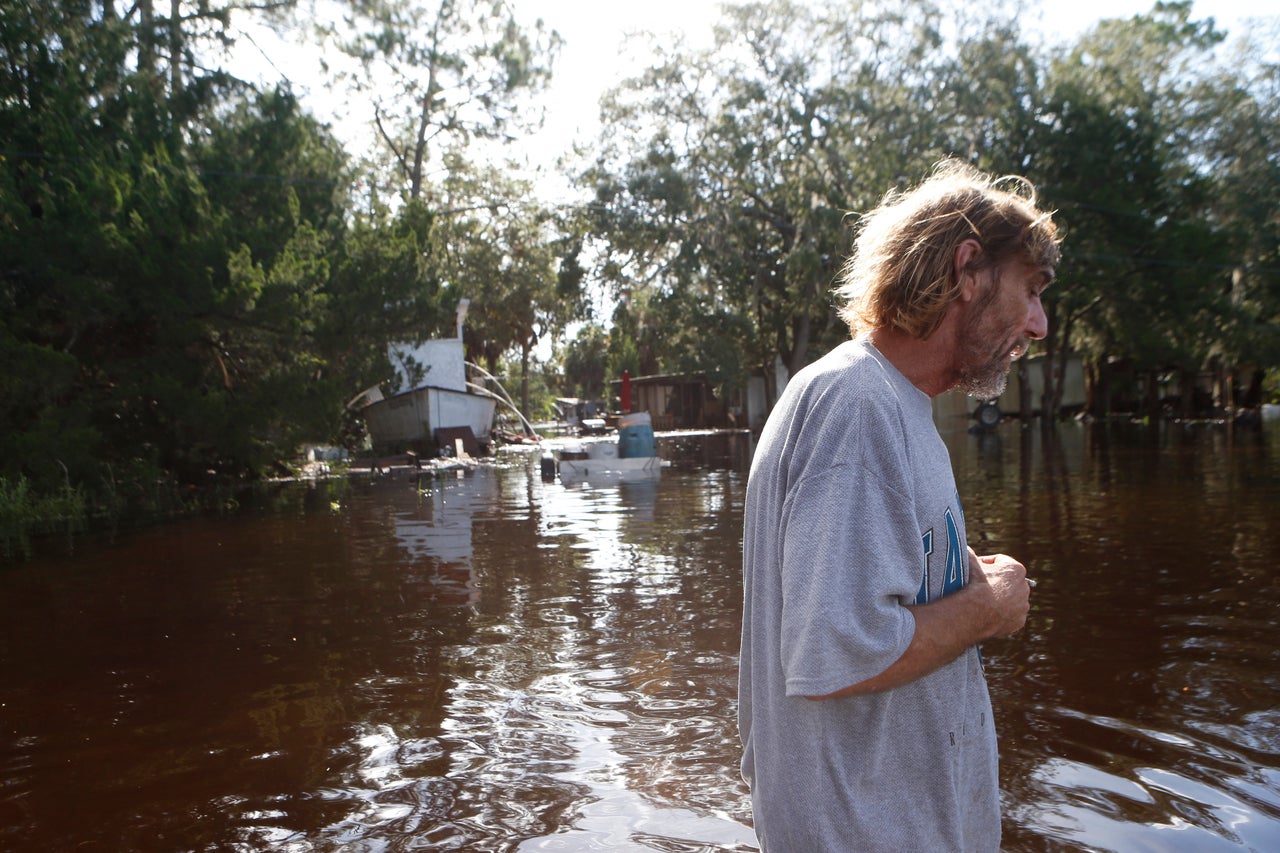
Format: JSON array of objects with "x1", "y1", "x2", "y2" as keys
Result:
[{"x1": 616, "y1": 411, "x2": 655, "y2": 459}]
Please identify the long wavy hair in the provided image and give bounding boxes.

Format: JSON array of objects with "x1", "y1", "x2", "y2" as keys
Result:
[{"x1": 835, "y1": 160, "x2": 1061, "y2": 339}]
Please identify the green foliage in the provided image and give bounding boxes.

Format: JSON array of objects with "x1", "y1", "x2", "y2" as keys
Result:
[
  {"x1": 0, "y1": 1, "x2": 457, "y2": 518},
  {"x1": 582, "y1": 0, "x2": 991, "y2": 388},
  {"x1": 1263, "y1": 370, "x2": 1280, "y2": 405},
  {"x1": 561, "y1": 324, "x2": 609, "y2": 399},
  {"x1": 496, "y1": 353, "x2": 557, "y2": 423},
  {"x1": 329, "y1": 198, "x2": 451, "y2": 384},
  {"x1": 196, "y1": 87, "x2": 351, "y2": 267},
  {"x1": 429, "y1": 156, "x2": 589, "y2": 416},
  {"x1": 605, "y1": 332, "x2": 640, "y2": 388},
  {"x1": 0, "y1": 475, "x2": 87, "y2": 538},
  {"x1": 1028, "y1": 1, "x2": 1242, "y2": 415}
]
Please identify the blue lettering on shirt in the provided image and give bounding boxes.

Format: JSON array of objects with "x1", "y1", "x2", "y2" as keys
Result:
[
  {"x1": 943, "y1": 508, "x2": 965, "y2": 596},
  {"x1": 916, "y1": 529, "x2": 933, "y2": 604},
  {"x1": 917, "y1": 504, "x2": 967, "y2": 604}
]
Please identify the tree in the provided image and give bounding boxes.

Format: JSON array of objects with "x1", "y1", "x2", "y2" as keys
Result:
[
  {"x1": 196, "y1": 86, "x2": 350, "y2": 266},
  {"x1": 1188, "y1": 31, "x2": 1280, "y2": 400},
  {"x1": 582, "y1": 0, "x2": 995, "y2": 404},
  {"x1": 444, "y1": 176, "x2": 586, "y2": 414},
  {"x1": 326, "y1": 198, "x2": 453, "y2": 396},
  {"x1": 327, "y1": 0, "x2": 560, "y2": 199},
  {"x1": 0, "y1": 1, "x2": 357, "y2": 490},
  {"x1": 1034, "y1": 1, "x2": 1232, "y2": 417},
  {"x1": 561, "y1": 324, "x2": 608, "y2": 400}
]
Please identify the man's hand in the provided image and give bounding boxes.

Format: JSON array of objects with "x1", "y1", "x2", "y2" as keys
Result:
[
  {"x1": 968, "y1": 548, "x2": 1031, "y2": 638},
  {"x1": 806, "y1": 548, "x2": 1034, "y2": 699}
]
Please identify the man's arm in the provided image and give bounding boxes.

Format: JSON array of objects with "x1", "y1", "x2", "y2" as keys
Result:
[{"x1": 806, "y1": 550, "x2": 1030, "y2": 700}]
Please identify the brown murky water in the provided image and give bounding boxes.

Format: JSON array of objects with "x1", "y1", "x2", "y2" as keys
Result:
[{"x1": 2, "y1": 423, "x2": 1279, "y2": 852}]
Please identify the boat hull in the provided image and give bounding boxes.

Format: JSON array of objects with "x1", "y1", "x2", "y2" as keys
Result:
[
  {"x1": 558, "y1": 455, "x2": 663, "y2": 481},
  {"x1": 362, "y1": 385, "x2": 497, "y2": 453}
]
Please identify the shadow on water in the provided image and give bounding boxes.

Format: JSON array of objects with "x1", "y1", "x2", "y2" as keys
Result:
[{"x1": 2, "y1": 424, "x2": 1279, "y2": 851}]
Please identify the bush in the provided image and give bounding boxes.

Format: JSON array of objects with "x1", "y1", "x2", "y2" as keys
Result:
[
  {"x1": 1263, "y1": 369, "x2": 1280, "y2": 405},
  {"x1": 0, "y1": 475, "x2": 87, "y2": 535}
]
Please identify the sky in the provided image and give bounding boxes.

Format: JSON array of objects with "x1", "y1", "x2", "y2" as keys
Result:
[
  {"x1": 230, "y1": 0, "x2": 1275, "y2": 196},
  {"x1": 511, "y1": 0, "x2": 1273, "y2": 180}
]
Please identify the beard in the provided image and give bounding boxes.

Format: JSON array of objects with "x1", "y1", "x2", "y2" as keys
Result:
[
  {"x1": 953, "y1": 274, "x2": 1032, "y2": 399},
  {"x1": 956, "y1": 349, "x2": 1018, "y2": 399},
  {"x1": 956, "y1": 323, "x2": 1029, "y2": 399}
]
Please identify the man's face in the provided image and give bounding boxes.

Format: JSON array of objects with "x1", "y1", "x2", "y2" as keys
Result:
[{"x1": 955, "y1": 258, "x2": 1052, "y2": 399}]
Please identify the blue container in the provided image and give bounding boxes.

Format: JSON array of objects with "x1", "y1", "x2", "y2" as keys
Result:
[{"x1": 617, "y1": 424, "x2": 656, "y2": 459}]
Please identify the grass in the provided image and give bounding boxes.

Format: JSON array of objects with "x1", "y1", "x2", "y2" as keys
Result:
[
  {"x1": 0, "y1": 475, "x2": 87, "y2": 532},
  {"x1": 0, "y1": 475, "x2": 89, "y2": 559}
]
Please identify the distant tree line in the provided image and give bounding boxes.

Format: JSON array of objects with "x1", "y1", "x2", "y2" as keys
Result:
[
  {"x1": 2, "y1": 0, "x2": 1279, "y2": 524},
  {"x1": 564, "y1": 0, "x2": 1280, "y2": 423}
]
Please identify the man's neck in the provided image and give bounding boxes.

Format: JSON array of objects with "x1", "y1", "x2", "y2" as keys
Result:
[{"x1": 862, "y1": 325, "x2": 959, "y2": 399}]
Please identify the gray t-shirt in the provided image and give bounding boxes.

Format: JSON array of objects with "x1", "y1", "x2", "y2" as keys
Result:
[{"x1": 739, "y1": 339, "x2": 999, "y2": 852}]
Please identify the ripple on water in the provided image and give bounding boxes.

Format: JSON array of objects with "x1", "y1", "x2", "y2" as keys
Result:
[
  {"x1": 20, "y1": 436, "x2": 1280, "y2": 851},
  {"x1": 1011, "y1": 705, "x2": 1280, "y2": 852}
]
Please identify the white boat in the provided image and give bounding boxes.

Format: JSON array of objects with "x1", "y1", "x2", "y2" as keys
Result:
[
  {"x1": 359, "y1": 381, "x2": 498, "y2": 455},
  {"x1": 558, "y1": 448, "x2": 665, "y2": 480},
  {"x1": 353, "y1": 302, "x2": 499, "y2": 455},
  {"x1": 546, "y1": 412, "x2": 663, "y2": 482}
]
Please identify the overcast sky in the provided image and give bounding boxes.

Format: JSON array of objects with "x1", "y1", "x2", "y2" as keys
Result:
[
  {"x1": 514, "y1": 0, "x2": 1272, "y2": 159},
  {"x1": 506, "y1": 0, "x2": 1274, "y2": 199},
  {"x1": 228, "y1": 0, "x2": 1275, "y2": 196}
]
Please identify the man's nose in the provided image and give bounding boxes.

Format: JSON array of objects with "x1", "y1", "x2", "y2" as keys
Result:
[{"x1": 1027, "y1": 299, "x2": 1048, "y2": 340}]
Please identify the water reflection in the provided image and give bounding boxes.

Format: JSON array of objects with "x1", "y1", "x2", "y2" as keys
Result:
[
  {"x1": 952, "y1": 420, "x2": 1280, "y2": 852},
  {"x1": 2, "y1": 427, "x2": 1279, "y2": 851}
]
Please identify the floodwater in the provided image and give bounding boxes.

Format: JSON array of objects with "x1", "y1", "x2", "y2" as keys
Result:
[{"x1": 1, "y1": 422, "x2": 1279, "y2": 852}]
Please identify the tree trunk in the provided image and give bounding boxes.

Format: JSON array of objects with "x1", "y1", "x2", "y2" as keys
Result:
[
  {"x1": 169, "y1": 0, "x2": 183, "y2": 103},
  {"x1": 1242, "y1": 368, "x2": 1264, "y2": 409},
  {"x1": 1017, "y1": 358, "x2": 1033, "y2": 423},
  {"x1": 407, "y1": 0, "x2": 450, "y2": 200},
  {"x1": 138, "y1": 0, "x2": 156, "y2": 76},
  {"x1": 1084, "y1": 359, "x2": 1109, "y2": 418},
  {"x1": 1040, "y1": 299, "x2": 1059, "y2": 423},
  {"x1": 762, "y1": 359, "x2": 776, "y2": 420},
  {"x1": 1179, "y1": 369, "x2": 1196, "y2": 420},
  {"x1": 1218, "y1": 362, "x2": 1234, "y2": 416},
  {"x1": 520, "y1": 343, "x2": 532, "y2": 419},
  {"x1": 1051, "y1": 313, "x2": 1071, "y2": 417},
  {"x1": 1040, "y1": 301, "x2": 1073, "y2": 426},
  {"x1": 1144, "y1": 369, "x2": 1161, "y2": 419},
  {"x1": 787, "y1": 311, "x2": 811, "y2": 379}
]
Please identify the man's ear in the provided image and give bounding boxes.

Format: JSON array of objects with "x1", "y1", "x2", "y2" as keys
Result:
[{"x1": 954, "y1": 239, "x2": 983, "y2": 303}]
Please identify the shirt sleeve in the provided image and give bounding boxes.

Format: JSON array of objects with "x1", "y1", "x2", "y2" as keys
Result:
[{"x1": 776, "y1": 405, "x2": 923, "y2": 698}]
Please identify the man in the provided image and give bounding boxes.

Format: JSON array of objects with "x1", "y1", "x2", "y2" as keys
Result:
[{"x1": 738, "y1": 160, "x2": 1060, "y2": 852}]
